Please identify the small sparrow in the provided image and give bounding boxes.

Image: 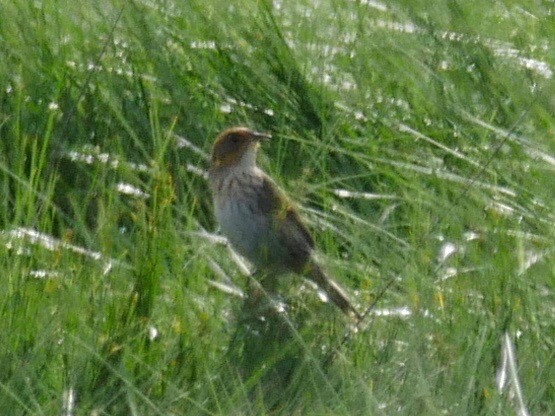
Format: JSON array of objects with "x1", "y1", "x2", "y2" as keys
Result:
[{"x1": 208, "y1": 127, "x2": 361, "y2": 320}]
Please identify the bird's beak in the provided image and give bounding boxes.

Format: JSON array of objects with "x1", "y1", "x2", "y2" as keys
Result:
[{"x1": 250, "y1": 130, "x2": 271, "y2": 141}]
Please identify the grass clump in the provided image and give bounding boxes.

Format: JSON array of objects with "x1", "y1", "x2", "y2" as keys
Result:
[{"x1": 0, "y1": 0, "x2": 553, "y2": 414}]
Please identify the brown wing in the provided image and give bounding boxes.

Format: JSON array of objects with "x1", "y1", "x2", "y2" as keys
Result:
[
  {"x1": 252, "y1": 175, "x2": 314, "y2": 272},
  {"x1": 282, "y1": 206, "x2": 315, "y2": 250},
  {"x1": 257, "y1": 175, "x2": 314, "y2": 246},
  {"x1": 253, "y1": 175, "x2": 284, "y2": 214},
  {"x1": 254, "y1": 175, "x2": 360, "y2": 319}
]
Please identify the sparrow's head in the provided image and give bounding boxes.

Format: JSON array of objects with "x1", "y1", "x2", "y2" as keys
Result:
[{"x1": 211, "y1": 127, "x2": 271, "y2": 169}]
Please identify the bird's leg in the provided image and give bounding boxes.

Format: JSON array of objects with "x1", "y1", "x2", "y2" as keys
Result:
[
  {"x1": 244, "y1": 270, "x2": 271, "y2": 315},
  {"x1": 246, "y1": 268, "x2": 258, "y2": 290},
  {"x1": 243, "y1": 270, "x2": 287, "y2": 319}
]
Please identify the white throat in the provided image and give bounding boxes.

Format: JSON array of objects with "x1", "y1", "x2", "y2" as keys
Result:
[{"x1": 235, "y1": 145, "x2": 259, "y2": 170}]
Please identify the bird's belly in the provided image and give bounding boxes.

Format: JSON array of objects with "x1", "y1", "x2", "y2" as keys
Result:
[{"x1": 215, "y1": 197, "x2": 281, "y2": 269}]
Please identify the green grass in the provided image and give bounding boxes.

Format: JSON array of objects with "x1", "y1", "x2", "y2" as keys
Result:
[{"x1": 0, "y1": 0, "x2": 553, "y2": 414}]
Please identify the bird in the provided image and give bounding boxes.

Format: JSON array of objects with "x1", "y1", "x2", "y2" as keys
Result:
[{"x1": 208, "y1": 126, "x2": 362, "y2": 320}]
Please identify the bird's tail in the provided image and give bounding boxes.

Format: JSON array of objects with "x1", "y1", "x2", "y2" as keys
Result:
[{"x1": 307, "y1": 261, "x2": 362, "y2": 321}]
